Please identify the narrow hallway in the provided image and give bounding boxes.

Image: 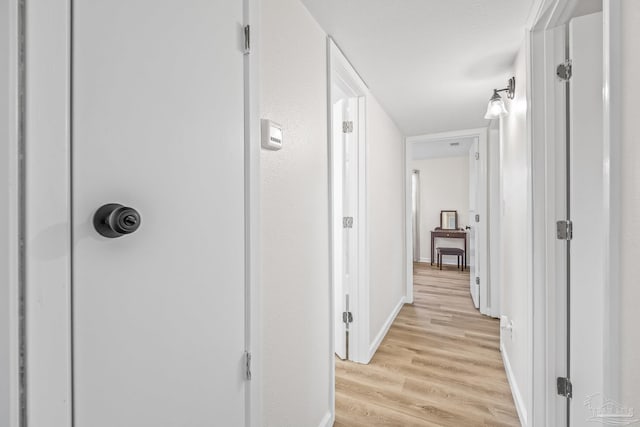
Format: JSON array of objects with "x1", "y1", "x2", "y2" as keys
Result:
[{"x1": 335, "y1": 263, "x2": 520, "y2": 427}]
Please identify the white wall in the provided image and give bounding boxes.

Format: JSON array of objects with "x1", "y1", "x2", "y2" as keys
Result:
[
  {"x1": 620, "y1": 0, "x2": 640, "y2": 413},
  {"x1": 499, "y1": 39, "x2": 532, "y2": 425},
  {"x1": 367, "y1": 95, "x2": 406, "y2": 354},
  {"x1": 259, "y1": 0, "x2": 331, "y2": 425},
  {"x1": 411, "y1": 156, "x2": 469, "y2": 262}
]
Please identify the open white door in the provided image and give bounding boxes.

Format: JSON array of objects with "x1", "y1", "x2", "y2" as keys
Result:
[
  {"x1": 468, "y1": 139, "x2": 480, "y2": 308},
  {"x1": 332, "y1": 96, "x2": 360, "y2": 360},
  {"x1": 332, "y1": 99, "x2": 347, "y2": 360},
  {"x1": 71, "y1": 1, "x2": 247, "y2": 425},
  {"x1": 567, "y1": 11, "x2": 606, "y2": 426}
]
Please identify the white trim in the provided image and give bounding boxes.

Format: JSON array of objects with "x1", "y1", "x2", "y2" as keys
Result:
[
  {"x1": 317, "y1": 411, "x2": 333, "y2": 427},
  {"x1": 244, "y1": 0, "x2": 261, "y2": 424},
  {"x1": 327, "y1": 38, "x2": 370, "y2": 369},
  {"x1": 2, "y1": 1, "x2": 21, "y2": 425},
  {"x1": 404, "y1": 138, "x2": 413, "y2": 303},
  {"x1": 602, "y1": 0, "x2": 621, "y2": 399},
  {"x1": 530, "y1": 8, "x2": 568, "y2": 427},
  {"x1": 326, "y1": 37, "x2": 336, "y2": 424},
  {"x1": 368, "y1": 297, "x2": 405, "y2": 362},
  {"x1": 406, "y1": 127, "x2": 489, "y2": 144},
  {"x1": 356, "y1": 95, "x2": 370, "y2": 364},
  {"x1": 24, "y1": 1, "x2": 73, "y2": 425},
  {"x1": 501, "y1": 344, "x2": 528, "y2": 427},
  {"x1": 476, "y1": 129, "x2": 490, "y2": 316}
]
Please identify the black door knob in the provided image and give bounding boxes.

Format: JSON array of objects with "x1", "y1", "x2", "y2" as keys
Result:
[{"x1": 94, "y1": 203, "x2": 142, "y2": 238}]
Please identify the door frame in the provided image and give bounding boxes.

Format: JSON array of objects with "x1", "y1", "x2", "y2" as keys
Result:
[
  {"x1": 327, "y1": 37, "x2": 369, "y2": 369},
  {"x1": 529, "y1": 0, "x2": 621, "y2": 424},
  {"x1": 15, "y1": 1, "x2": 262, "y2": 426},
  {"x1": 411, "y1": 169, "x2": 420, "y2": 262},
  {"x1": 404, "y1": 127, "x2": 491, "y2": 316},
  {"x1": 1, "y1": 1, "x2": 22, "y2": 426}
]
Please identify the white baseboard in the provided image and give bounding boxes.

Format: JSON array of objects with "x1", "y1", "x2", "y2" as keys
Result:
[
  {"x1": 318, "y1": 411, "x2": 333, "y2": 427},
  {"x1": 501, "y1": 344, "x2": 527, "y2": 427},
  {"x1": 367, "y1": 297, "x2": 405, "y2": 362}
]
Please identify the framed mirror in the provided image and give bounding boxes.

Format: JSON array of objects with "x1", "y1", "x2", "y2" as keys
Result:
[{"x1": 440, "y1": 210, "x2": 458, "y2": 230}]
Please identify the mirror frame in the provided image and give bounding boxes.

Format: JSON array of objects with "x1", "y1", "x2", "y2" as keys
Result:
[{"x1": 440, "y1": 210, "x2": 458, "y2": 230}]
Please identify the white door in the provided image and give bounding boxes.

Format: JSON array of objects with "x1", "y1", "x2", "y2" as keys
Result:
[
  {"x1": 332, "y1": 97, "x2": 359, "y2": 360},
  {"x1": 72, "y1": 2, "x2": 246, "y2": 426},
  {"x1": 332, "y1": 99, "x2": 347, "y2": 360},
  {"x1": 411, "y1": 170, "x2": 420, "y2": 262},
  {"x1": 568, "y1": 12, "x2": 604, "y2": 426},
  {"x1": 468, "y1": 139, "x2": 480, "y2": 308}
]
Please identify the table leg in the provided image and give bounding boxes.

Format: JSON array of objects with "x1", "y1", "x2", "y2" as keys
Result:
[
  {"x1": 431, "y1": 233, "x2": 434, "y2": 265},
  {"x1": 464, "y1": 234, "x2": 467, "y2": 270}
]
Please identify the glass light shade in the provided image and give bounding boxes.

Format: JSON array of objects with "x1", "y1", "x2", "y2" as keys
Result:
[{"x1": 484, "y1": 93, "x2": 508, "y2": 119}]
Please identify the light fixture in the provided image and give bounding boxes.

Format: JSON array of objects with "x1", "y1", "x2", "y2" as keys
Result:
[{"x1": 484, "y1": 77, "x2": 516, "y2": 119}]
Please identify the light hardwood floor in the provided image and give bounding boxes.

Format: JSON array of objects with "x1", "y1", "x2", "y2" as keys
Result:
[{"x1": 334, "y1": 262, "x2": 520, "y2": 427}]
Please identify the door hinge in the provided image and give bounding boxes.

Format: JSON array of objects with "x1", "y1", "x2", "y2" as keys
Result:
[
  {"x1": 556, "y1": 60, "x2": 572, "y2": 81},
  {"x1": 475, "y1": 214, "x2": 480, "y2": 223},
  {"x1": 342, "y1": 311, "x2": 353, "y2": 324},
  {"x1": 245, "y1": 351, "x2": 252, "y2": 380},
  {"x1": 342, "y1": 121, "x2": 354, "y2": 133},
  {"x1": 557, "y1": 377, "x2": 573, "y2": 398},
  {"x1": 475, "y1": 152, "x2": 479, "y2": 160},
  {"x1": 475, "y1": 277, "x2": 480, "y2": 285},
  {"x1": 556, "y1": 220, "x2": 573, "y2": 240},
  {"x1": 343, "y1": 217, "x2": 354, "y2": 228},
  {"x1": 243, "y1": 25, "x2": 251, "y2": 55}
]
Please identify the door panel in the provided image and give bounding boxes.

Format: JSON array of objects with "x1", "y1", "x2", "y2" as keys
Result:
[
  {"x1": 568, "y1": 11, "x2": 604, "y2": 426},
  {"x1": 332, "y1": 99, "x2": 346, "y2": 360},
  {"x1": 468, "y1": 139, "x2": 479, "y2": 308},
  {"x1": 341, "y1": 97, "x2": 358, "y2": 359},
  {"x1": 72, "y1": 2, "x2": 245, "y2": 426}
]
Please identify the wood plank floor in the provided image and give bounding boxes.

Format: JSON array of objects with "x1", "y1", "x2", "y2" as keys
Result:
[{"x1": 334, "y1": 262, "x2": 520, "y2": 427}]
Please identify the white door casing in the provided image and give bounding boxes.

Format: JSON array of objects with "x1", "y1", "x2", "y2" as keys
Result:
[
  {"x1": 74, "y1": 1, "x2": 246, "y2": 425},
  {"x1": 328, "y1": 38, "x2": 369, "y2": 366}
]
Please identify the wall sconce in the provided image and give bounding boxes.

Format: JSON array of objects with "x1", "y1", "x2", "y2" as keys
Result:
[{"x1": 484, "y1": 77, "x2": 516, "y2": 119}]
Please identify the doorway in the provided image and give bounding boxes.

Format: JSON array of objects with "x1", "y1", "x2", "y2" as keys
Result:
[
  {"x1": 405, "y1": 128, "x2": 493, "y2": 316},
  {"x1": 530, "y1": 2, "x2": 618, "y2": 424},
  {"x1": 329, "y1": 38, "x2": 368, "y2": 364}
]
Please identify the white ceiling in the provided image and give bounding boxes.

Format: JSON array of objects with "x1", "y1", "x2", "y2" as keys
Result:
[
  {"x1": 300, "y1": 0, "x2": 536, "y2": 136},
  {"x1": 412, "y1": 136, "x2": 476, "y2": 160}
]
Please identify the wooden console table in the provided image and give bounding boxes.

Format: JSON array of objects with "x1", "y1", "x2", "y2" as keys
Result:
[{"x1": 430, "y1": 230, "x2": 468, "y2": 269}]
